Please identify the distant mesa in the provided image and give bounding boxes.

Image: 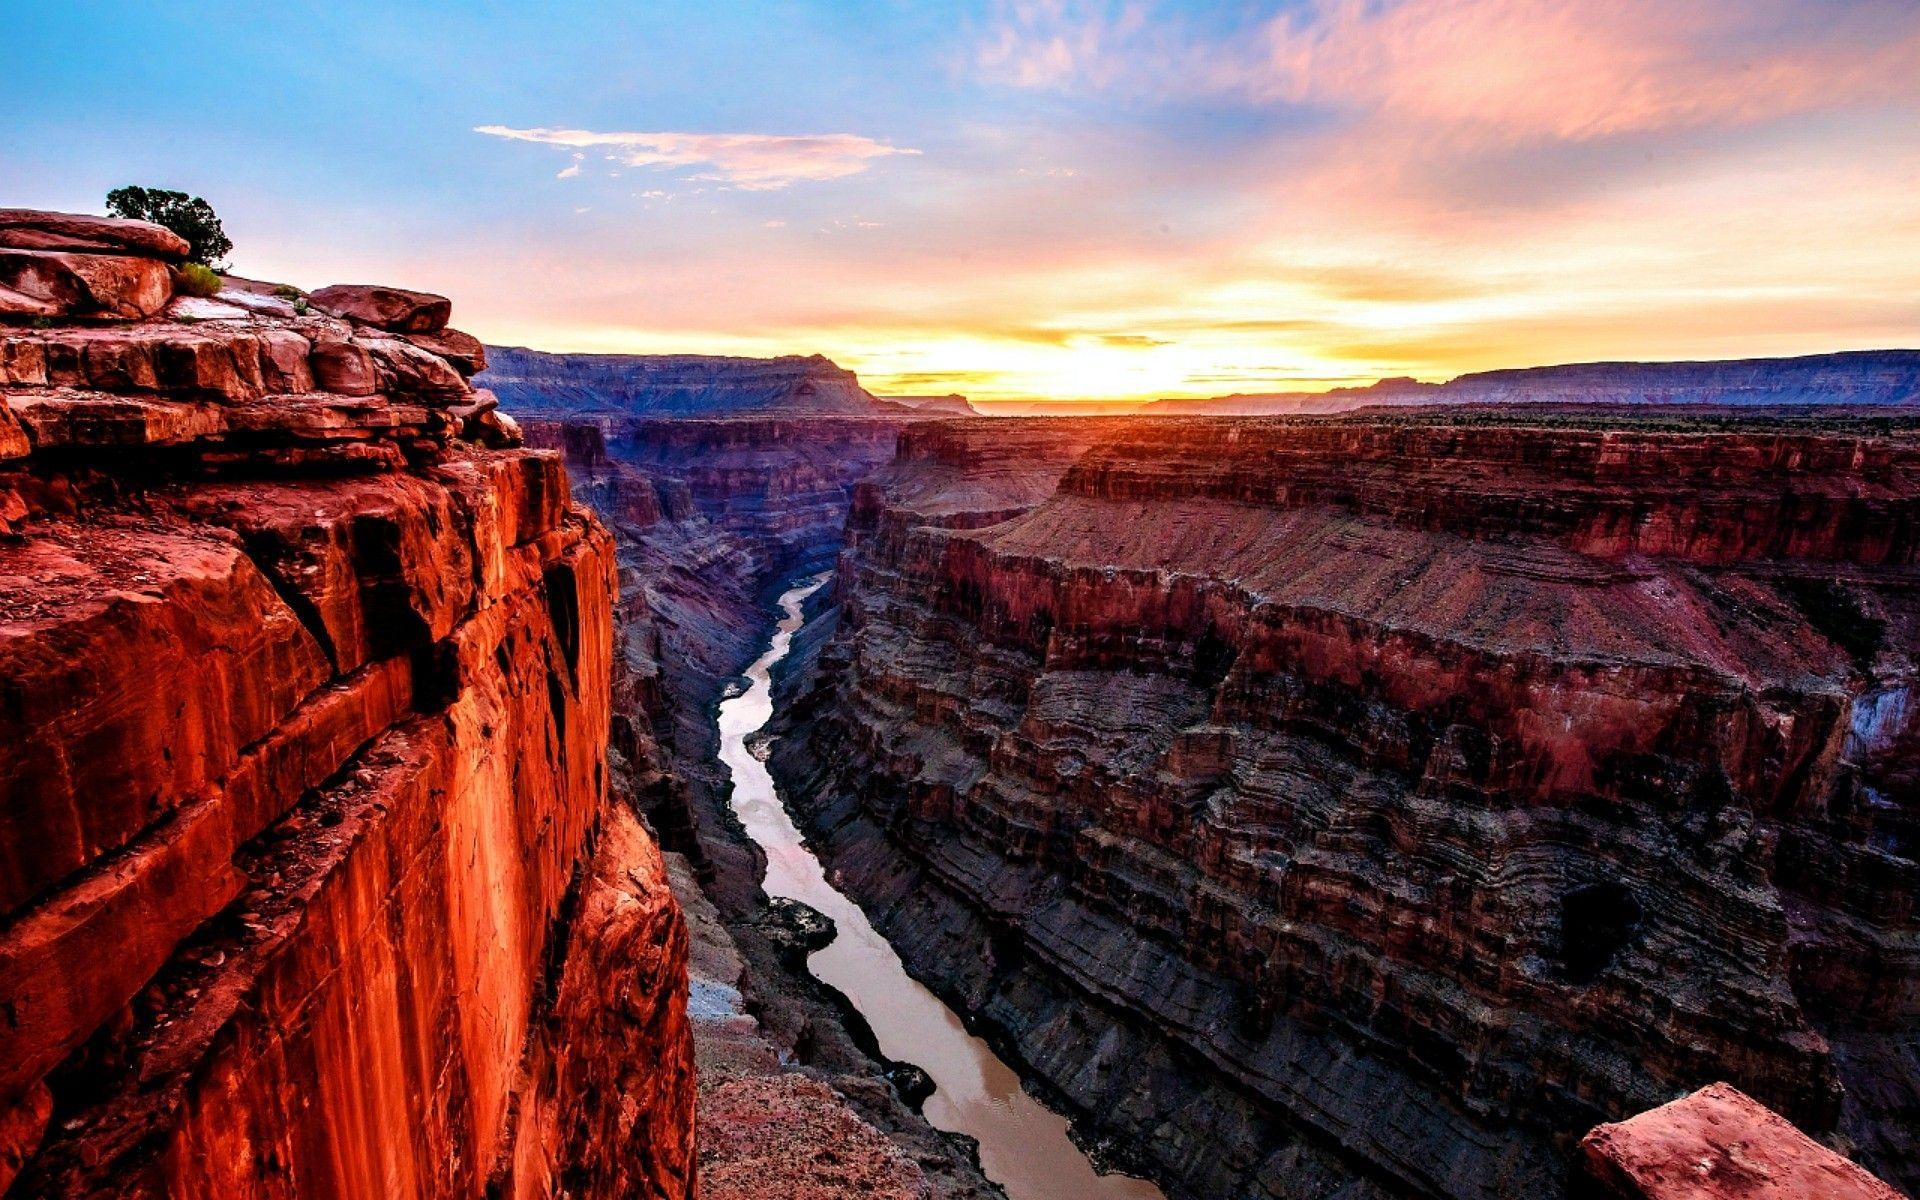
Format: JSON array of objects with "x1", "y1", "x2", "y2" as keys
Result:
[
  {"x1": 1147, "y1": 350, "x2": 1920, "y2": 414},
  {"x1": 480, "y1": 347, "x2": 916, "y2": 417},
  {"x1": 879, "y1": 393, "x2": 978, "y2": 416}
]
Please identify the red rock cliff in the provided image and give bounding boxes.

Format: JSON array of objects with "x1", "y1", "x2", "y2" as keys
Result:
[
  {"x1": 774, "y1": 412, "x2": 1920, "y2": 1200},
  {"x1": 0, "y1": 211, "x2": 695, "y2": 1198}
]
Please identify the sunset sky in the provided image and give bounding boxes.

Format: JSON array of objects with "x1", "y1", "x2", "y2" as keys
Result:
[{"x1": 10, "y1": 1, "x2": 1919, "y2": 404}]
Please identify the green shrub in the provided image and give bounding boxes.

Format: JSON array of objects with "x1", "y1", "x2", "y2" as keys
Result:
[
  {"x1": 271, "y1": 284, "x2": 301, "y2": 299},
  {"x1": 106, "y1": 186, "x2": 233, "y2": 268},
  {"x1": 292, "y1": 297, "x2": 309, "y2": 316},
  {"x1": 174, "y1": 262, "x2": 222, "y2": 298}
]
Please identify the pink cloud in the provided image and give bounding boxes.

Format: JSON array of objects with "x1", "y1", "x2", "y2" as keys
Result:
[
  {"x1": 975, "y1": 0, "x2": 1151, "y2": 88},
  {"x1": 1243, "y1": 0, "x2": 1920, "y2": 142},
  {"x1": 475, "y1": 126, "x2": 921, "y2": 189},
  {"x1": 978, "y1": 0, "x2": 1920, "y2": 144}
]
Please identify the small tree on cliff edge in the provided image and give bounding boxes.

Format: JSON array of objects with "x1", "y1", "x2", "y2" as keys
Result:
[{"x1": 105, "y1": 186, "x2": 232, "y2": 269}]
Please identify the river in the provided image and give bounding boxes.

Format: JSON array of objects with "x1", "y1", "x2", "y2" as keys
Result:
[{"x1": 716, "y1": 575, "x2": 1166, "y2": 1200}]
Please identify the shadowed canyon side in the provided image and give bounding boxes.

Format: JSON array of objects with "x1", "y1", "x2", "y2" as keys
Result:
[
  {"x1": 771, "y1": 413, "x2": 1920, "y2": 1200},
  {"x1": 481, "y1": 347, "x2": 914, "y2": 418},
  {"x1": 0, "y1": 210, "x2": 694, "y2": 1198}
]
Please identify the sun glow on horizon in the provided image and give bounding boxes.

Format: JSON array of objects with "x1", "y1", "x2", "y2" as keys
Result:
[{"x1": 18, "y1": 1, "x2": 1913, "y2": 407}]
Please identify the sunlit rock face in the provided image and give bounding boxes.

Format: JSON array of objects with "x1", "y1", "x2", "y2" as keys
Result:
[
  {"x1": 773, "y1": 413, "x2": 1920, "y2": 1200},
  {"x1": 0, "y1": 210, "x2": 695, "y2": 1200}
]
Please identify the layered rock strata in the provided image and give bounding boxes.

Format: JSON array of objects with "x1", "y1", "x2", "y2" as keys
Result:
[
  {"x1": 481, "y1": 348, "x2": 908, "y2": 418},
  {"x1": 774, "y1": 414, "x2": 1920, "y2": 1200},
  {"x1": 0, "y1": 211, "x2": 693, "y2": 1198},
  {"x1": 522, "y1": 415, "x2": 920, "y2": 579}
]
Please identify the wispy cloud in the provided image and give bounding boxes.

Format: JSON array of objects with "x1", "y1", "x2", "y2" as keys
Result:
[
  {"x1": 476, "y1": 125, "x2": 921, "y2": 189},
  {"x1": 976, "y1": 0, "x2": 1920, "y2": 144},
  {"x1": 1241, "y1": 0, "x2": 1920, "y2": 143}
]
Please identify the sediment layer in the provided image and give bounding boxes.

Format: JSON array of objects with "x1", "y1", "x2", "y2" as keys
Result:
[{"x1": 775, "y1": 413, "x2": 1920, "y2": 1200}]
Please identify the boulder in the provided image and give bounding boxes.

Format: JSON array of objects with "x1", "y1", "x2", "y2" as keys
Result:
[
  {"x1": 1581, "y1": 1083, "x2": 1903, "y2": 1199},
  {"x1": 0, "y1": 250, "x2": 172, "y2": 321},
  {"x1": 360, "y1": 333, "x2": 470, "y2": 404},
  {"x1": 404, "y1": 326, "x2": 486, "y2": 375},
  {"x1": 0, "y1": 210, "x2": 189, "y2": 261},
  {"x1": 308, "y1": 330, "x2": 380, "y2": 396},
  {"x1": 310, "y1": 283, "x2": 451, "y2": 333}
]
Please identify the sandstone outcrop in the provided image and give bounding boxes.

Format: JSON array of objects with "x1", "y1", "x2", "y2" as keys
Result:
[
  {"x1": 309, "y1": 284, "x2": 453, "y2": 334},
  {"x1": 773, "y1": 412, "x2": 1920, "y2": 1200},
  {"x1": 0, "y1": 210, "x2": 694, "y2": 1198},
  {"x1": 0, "y1": 211, "x2": 189, "y2": 322}
]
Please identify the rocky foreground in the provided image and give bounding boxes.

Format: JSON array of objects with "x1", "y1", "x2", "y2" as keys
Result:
[
  {"x1": 0, "y1": 209, "x2": 697, "y2": 1197},
  {"x1": 773, "y1": 412, "x2": 1920, "y2": 1199}
]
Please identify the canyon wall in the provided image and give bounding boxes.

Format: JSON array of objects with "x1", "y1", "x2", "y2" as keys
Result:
[
  {"x1": 774, "y1": 413, "x2": 1920, "y2": 1200},
  {"x1": 523, "y1": 415, "x2": 912, "y2": 580},
  {"x1": 0, "y1": 212, "x2": 694, "y2": 1198},
  {"x1": 1146, "y1": 349, "x2": 1920, "y2": 414},
  {"x1": 481, "y1": 348, "x2": 909, "y2": 418}
]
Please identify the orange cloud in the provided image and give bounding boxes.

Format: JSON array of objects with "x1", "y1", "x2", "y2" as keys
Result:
[{"x1": 475, "y1": 126, "x2": 921, "y2": 189}]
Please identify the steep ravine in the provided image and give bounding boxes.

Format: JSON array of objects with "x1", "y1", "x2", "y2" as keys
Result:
[
  {"x1": 725, "y1": 577, "x2": 1163, "y2": 1200},
  {"x1": 771, "y1": 414, "x2": 1920, "y2": 1200},
  {"x1": 518, "y1": 404, "x2": 1009, "y2": 1197}
]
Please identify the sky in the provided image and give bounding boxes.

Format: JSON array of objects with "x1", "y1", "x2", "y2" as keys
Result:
[{"x1": 7, "y1": 0, "x2": 1919, "y2": 404}]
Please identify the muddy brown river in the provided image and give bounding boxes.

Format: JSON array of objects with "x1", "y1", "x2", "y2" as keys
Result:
[{"x1": 717, "y1": 576, "x2": 1165, "y2": 1200}]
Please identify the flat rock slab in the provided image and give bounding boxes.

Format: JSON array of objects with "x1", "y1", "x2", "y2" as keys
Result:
[
  {"x1": 311, "y1": 283, "x2": 451, "y2": 333},
  {"x1": 0, "y1": 209, "x2": 188, "y2": 260},
  {"x1": 0, "y1": 249, "x2": 172, "y2": 320},
  {"x1": 1580, "y1": 1083, "x2": 1904, "y2": 1200}
]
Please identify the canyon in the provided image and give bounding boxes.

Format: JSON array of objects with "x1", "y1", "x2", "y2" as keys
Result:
[
  {"x1": 2, "y1": 206, "x2": 1912, "y2": 1200},
  {"x1": 770, "y1": 411, "x2": 1920, "y2": 1200}
]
